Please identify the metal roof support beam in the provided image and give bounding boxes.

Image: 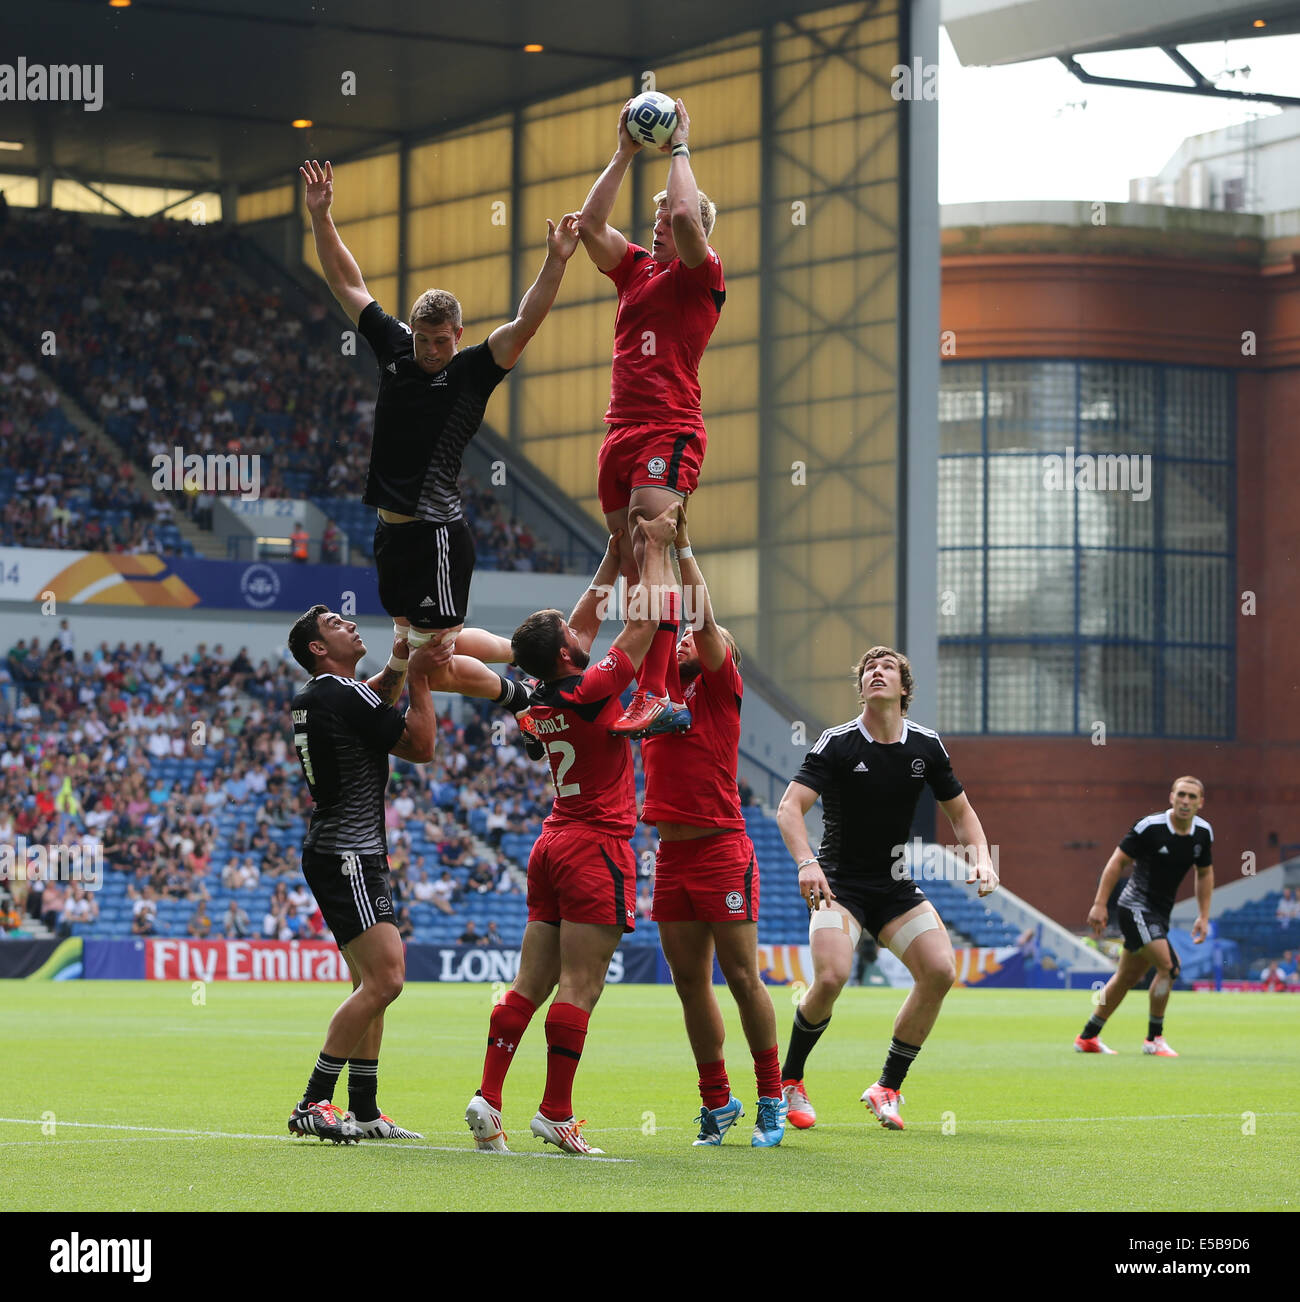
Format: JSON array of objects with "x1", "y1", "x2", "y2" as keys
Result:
[{"x1": 1059, "y1": 53, "x2": 1300, "y2": 107}]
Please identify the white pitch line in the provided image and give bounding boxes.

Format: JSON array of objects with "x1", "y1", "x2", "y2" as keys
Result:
[{"x1": 0, "y1": 1116, "x2": 633, "y2": 1163}]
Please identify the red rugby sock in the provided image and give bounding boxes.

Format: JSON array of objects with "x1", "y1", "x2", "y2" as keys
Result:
[
  {"x1": 752, "y1": 1045, "x2": 782, "y2": 1100},
  {"x1": 479, "y1": 990, "x2": 536, "y2": 1110},
  {"x1": 697, "y1": 1058, "x2": 731, "y2": 1110},
  {"x1": 539, "y1": 1002, "x2": 590, "y2": 1121},
  {"x1": 637, "y1": 589, "x2": 679, "y2": 698}
]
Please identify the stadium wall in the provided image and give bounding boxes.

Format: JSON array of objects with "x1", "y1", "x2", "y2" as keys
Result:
[{"x1": 937, "y1": 203, "x2": 1300, "y2": 923}]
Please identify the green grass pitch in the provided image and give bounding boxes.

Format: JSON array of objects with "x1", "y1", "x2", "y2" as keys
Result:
[{"x1": 3, "y1": 983, "x2": 1297, "y2": 1212}]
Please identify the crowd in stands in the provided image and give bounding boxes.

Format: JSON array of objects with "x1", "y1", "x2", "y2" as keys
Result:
[
  {"x1": 0, "y1": 631, "x2": 598, "y2": 943},
  {"x1": 0, "y1": 349, "x2": 177, "y2": 553},
  {"x1": 0, "y1": 207, "x2": 575, "y2": 572}
]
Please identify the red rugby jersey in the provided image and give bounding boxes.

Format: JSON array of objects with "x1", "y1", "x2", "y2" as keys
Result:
[
  {"x1": 641, "y1": 645, "x2": 745, "y2": 830},
  {"x1": 602, "y1": 242, "x2": 725, "y2": 427},
  {"x1": 531, "y1": 645, "x2": 639, "y2": 838}
]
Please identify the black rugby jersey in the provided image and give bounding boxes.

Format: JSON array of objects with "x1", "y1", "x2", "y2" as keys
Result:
[
  {"x1": 358, "y1": 301, "x2": 510, "y2": 523},
  {"x1": 1116, "y1": 811, "x2": 1213, "y2": 919},
  {"x1": 792, "y1": 716, "x2": 963, "y2": 884},
  {"x1": 291, "y1": 673, "x2": 406, "y2": 855}
]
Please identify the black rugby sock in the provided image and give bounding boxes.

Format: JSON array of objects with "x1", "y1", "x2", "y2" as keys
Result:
[
  {"x1": 1082, "y1": 1014, "x2": 1106, "y2": 1040},
  {"x1": 1147, "y1": 1018, "x2": 1164, "y2": 1042},
  {"x1": 346, "y1": 1057, "x2": 380, "y2": 1122},
  {"x1": 879, "y1": 1036, "x2": 921, "y2": 1091},
  {"x1": 302, "y1": 1051, "x2": 347, "y2": 1106},
  {"x1": 781, "y1": 1008, "x2": 830, "y2": 1081}
]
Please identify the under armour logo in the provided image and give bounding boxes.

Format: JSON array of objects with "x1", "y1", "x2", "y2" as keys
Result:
[{"x1": 495, "y1": 1038, "x2": 516, "y2": 1053}]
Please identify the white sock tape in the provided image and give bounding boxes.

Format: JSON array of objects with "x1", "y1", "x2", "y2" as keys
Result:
[
  {"x1": 887, "y1": 910, "x2": 939, "y2": 959},
  {"x1": 809, "y1": 903, "x2": 861, "y2": 949}
]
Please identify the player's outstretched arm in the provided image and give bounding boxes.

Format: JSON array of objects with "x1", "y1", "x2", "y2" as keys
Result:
[
  {"x1": 777, "y1": 781, "x2": 833, "y2": 907},
  {"x1": 300, "y1": 159, "x2": 372, "y2": 326},
  {"x1": 611, "y1": 504, "x2": 679, "y2": 669},
  {"x1": 664, "y1": 100, "x2": 708, "y2": 269},
  {"x1": 673, "y1": 505, "x2": 726, "y2": 672},
  {"x1": 365, "y1": 630, "x2": 410, "y2": 706},
  {"x1": 567, "y1": 530, "x2": 625, "y2": 653},
  {"x1": 488, "y1": 214, "x2": 581, "y2": 370},
  {"x1": 575, "y1": 101, "x2": 638, "y2": 272},
  {"x1": 389, "y1": 644, "x2": 439, "y2": 763},
  {"x1": 939, "y1": 792, "x2": 999, "y2": 896},
  {"x1": 1087, "y1": 848, "x2": 1132, "y2": 936},
  {"x1": 1192, "y1": 863, "x2": 1214, "y2": 942}
]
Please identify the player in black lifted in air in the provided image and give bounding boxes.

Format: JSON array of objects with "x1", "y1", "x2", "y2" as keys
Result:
[
  {"x1": 285, "y1": 606, "x2": 440, "y2": 1143},
  {"x1": 1075, "y1": 776, "x2": 1214, "y2": 1057},
  {"x1": 301, "y1": 158, "x2": 579, "y2": 725},
  {"x1": 775, "y1": 646, "x2": 998, "y2": 1133}
]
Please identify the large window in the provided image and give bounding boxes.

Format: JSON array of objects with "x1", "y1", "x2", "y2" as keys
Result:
[{"x1": 938, "y1": 360, "x2": 1234, "y2": 738}]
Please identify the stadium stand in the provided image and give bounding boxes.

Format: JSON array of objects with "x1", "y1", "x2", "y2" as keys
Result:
[
  {"x1": 0, "y1": 207, "x2": 579, "y2": 572},
  {"x1": 1214, "y1": 893, "x2": 1294, "y2": 970},
  {"x1": 0, "y1": 632, "x2": 1032, "y2": 955}
]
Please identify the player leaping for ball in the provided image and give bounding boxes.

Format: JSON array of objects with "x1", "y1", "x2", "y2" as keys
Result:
[
  {"x1": 576, "y1": 97, "x2": 724, "y2": 739},
  {"x1": 302, "y1": 158, "x2": 579, "y2": 722},
  {"x1": 465, "y1": 504, "x2": 681, "y2": 1156},
  {"x1": 641, "y1": 509, "x2": 787, "y2": 1148},
  {"x1": 776, "y1": 648, "x2": 998, "y2": 1132},
  {"x1": 1074, "y1": 777, "x2": 1213, "y2": 1057}
]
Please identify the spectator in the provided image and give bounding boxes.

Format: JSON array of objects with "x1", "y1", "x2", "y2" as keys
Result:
[
  {"x1": 280, "y1": 901, "x2": 306, "y2": 940},
  {"x1": 41, "y1": 880, "x2": 66, "y2": 932},
  {"x1": 429, "y1": 871, "x2": 457, "y2": 916},
  {"x1": 485, "y1": 801, "x2": 508, "y2": 847},
  {"x1": 222, "y1": 899, "x2": 251, "y2": 939},
  {"x1": 465, "y1": 861, "x2": 495, "y2": 894},
  {"x1": 396, "y1": 905, "x2": 415, "y2": 941},
  {"x1": 1277, "y1": 888, "x2": 1300, "y2": 927},
  {"x1": 457, "y1": 921, "x2": 479, "y2": 946},
  {"x1": 482, "y1": 920, "x2": 502, "y2": 947},
  {"x1": 319, "y1": 519, "x2": 342, "y2": 565},
  {"x1": 262, "y1": 900, "x2": 283, "y2": 939},
  {"x1": 1258, "y1": 958, "x2": 1291, "y2": 991},
  {"x1": 187, "y1": 901, "x2": 212, "y2": 938},
  {"x1": 131, "y1": 887, "x2": 157, "y2": 936}
]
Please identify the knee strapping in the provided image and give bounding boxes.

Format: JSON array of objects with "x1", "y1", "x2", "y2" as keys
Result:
[{"x1": 887, "y1": 910, "x2": 939, "y2": 959}]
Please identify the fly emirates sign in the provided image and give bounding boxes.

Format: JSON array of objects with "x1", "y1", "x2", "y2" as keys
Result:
[{"x1": 146, "y1": 939, "x2": 350, "y2": 982}]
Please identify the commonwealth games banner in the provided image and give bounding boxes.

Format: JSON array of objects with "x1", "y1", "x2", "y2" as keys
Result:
[
  {"x1": 0, "y1": 548, "x2": 385, "y2": 614},
  {"x1": 754, "y1": 944, "x2": 1029, "y2": 989}
]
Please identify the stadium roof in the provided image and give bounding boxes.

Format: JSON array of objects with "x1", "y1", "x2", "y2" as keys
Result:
[
  {"x1": 5, "y1": 0, "x2": 841, "y2": 195},
  {"x1": 943, "y1": 0, "x2": 1300, "y2": 66}
]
